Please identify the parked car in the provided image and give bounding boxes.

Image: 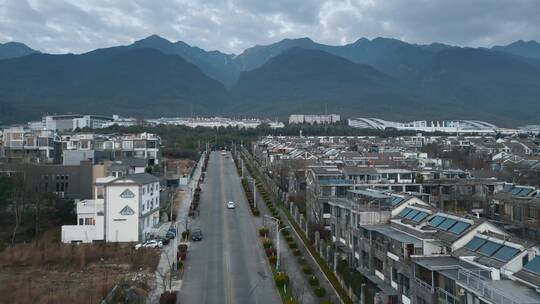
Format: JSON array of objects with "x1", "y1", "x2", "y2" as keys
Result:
[
  {"x1": 166, "y1": 231, "x2": 176, "y2": 239},
  {"x1": 191, "y1": 228, "x2": 203, "y2": 241},
  {"x1": 227, "y1": 201, "x2": 236, "y2": 209},
  {"x1": 135, "y1": 239, "x2": 163, "y2": 250},
  {"x1": 158, "y1": 237, "x2": 170, "y2": 245}
]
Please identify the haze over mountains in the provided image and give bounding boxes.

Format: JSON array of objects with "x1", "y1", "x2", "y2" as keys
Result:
[{"x1": 0, "y1": 35, "x2": 540, "y2": 126}]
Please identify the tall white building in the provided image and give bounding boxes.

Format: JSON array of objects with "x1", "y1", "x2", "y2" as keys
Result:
[
  {"x1": 104, "y1": 173, "x2": 160, "y2": 242},
  {"x1": 61, "y1": 173, "x2": 161, "y2": 243}
]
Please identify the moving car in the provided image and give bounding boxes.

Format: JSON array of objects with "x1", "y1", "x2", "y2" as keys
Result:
[
  {"x1": 227, "y1": 201, "x2": 236, "y2": 209},
  {"x1": 191, "y1": 228, "x2": 203, "y2": 241},
  {"x1": 134, "y1": 239, "x2": 163, "y2": 250}
]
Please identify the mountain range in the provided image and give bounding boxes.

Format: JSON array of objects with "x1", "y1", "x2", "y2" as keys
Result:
[{"x1": 1, "y1": 36, "x2": 540, "y2": 126}]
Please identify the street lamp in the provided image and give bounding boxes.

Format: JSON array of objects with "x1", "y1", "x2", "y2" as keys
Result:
[{"x1": 276, "y1": 225, "x2": 290, "y2": 272}]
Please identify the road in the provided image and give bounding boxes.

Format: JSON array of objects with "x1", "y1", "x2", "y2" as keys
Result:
[{"x1": 177, "y1": 151, "x2": 281, "y2": 304}]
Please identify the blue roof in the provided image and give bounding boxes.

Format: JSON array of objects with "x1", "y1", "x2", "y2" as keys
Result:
[{"x1": 524, "y1": 256, "x2": 540, "y2": 275}]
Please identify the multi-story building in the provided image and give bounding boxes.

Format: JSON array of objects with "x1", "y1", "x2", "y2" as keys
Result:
[
  {"x1": 61, "y1": 132, "x2": 160, "y2": 165},
  {"x1": 61, "y1": 173, "x2": 161, "y2": 243},
  {"x1": 489, "y1": 184, "x2": 540, "y2": 242},
  {"x1": 1, "y1": 127, "x2": 61, "y2": 163},
  {"x1": 43, "y1": 114, "x2": 114, "y2": 131}
]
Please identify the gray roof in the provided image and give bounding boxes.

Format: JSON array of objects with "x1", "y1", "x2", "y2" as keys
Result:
[
  {"x1": 112, "y1": 173, "x2": 159, "y2": 185},
  {"x1": 364, "y1": 225, "x2": 423, "y2": 246}
]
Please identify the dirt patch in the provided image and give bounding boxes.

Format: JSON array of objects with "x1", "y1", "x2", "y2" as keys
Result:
[{"x1": 0, "y1": 243, "x2": 159, "y2": 303}]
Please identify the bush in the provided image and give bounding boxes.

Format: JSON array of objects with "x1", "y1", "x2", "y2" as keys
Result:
[
  {"x1": 284, "y1": 299, "x2": 298, "y2": 304},
  {"x1": 252, "y1": 209, "x2": 260, "y2": 216},
  {"x1": 314, "y1": 287, "x2": 326, "y2": 297},
  {"x1": 177, "y1": 260, "x2": 183, "y2": 270},
  {"x1": 265, "y1": 248, "x2": 276, "y2": 257},
  {"x1": 262, "y1": 239, "x2": 273, "y2": 249},
  {"x1": 181, "y1": 230, "x2": 190, "y2": 240},
  {"x1": 292, "y1": 249, "x2": 301, "y2": 256},
  {"x1": 288, "y1": 241, "x2": 297, "y2": 249},
  {"x1": 302, "y1": 265, "x2": 312, "y2": 275},
  {"x1": 259, "y1": 227, "x2": 269, "y2": 237},
  {"x1": 308, "y1": 276, "x2": 319, "y2": 286},
  {"x1": 285, "y1": 236, "x2": 293, "y2": 242},
  {"x1": 268, "y1": 255, "x2": 277, "y2": 265},
  {"x1": 159, "y1": 291, "x2": 177, "y2": 304},
  {"x1": 281, "y1": 229, "x2": 290, "y2": 236},
  {"x1": 274, "y1": 272, "x2": 289, "y2": 287}
]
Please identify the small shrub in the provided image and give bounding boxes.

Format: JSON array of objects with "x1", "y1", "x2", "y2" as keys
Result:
[
  {"x1": 268, "y1": 255, "x2": 277, "y2": 265},
  {"x1": 177, "y1": 260, "x2": 184, "y2": 270},
  {"x1": 314, "y1": 287, "x2": 326, "y2": 298},
  {"x1": 181, "y1": 230, "x2": 190, "y2": 240},
  {"x1": 288, "y1": 241, "x2": 297, "y2": 249},
  {"x1": 274, "y1": 272, "x2": 289, "y2": 287},
  {"x1": 252, "y1": 209, "x2": 260, "y2": 216},
  {"x1": 284, "y1": 299, "x2": 298, "y2": 304},
  {"x1": 308, "y1": 276, "x2": 319, "y2": 286},
  {"x1": 292, "y1": 249, "x2": 301, "y2": 256},
  {"x1": 281, "y1": 229, "x2": 290, "y2": 236},
  {"x1": 259, "y1": 227, "x2": 269, "y2": 237},
  {"x1": 262, "y1": 239, "x2": 273, "y2": 249},
  {"x1": 285, "y1": 235, "x2": 293, "y2": 242},
  {"x1": 302, "y1": 265, "x2": 312, "y2": 275},
  {"x1": 265, "y1": 248, "x2": 276, "y2": 257}
]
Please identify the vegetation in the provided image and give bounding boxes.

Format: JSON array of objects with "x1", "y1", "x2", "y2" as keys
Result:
[
  {"x1": 0, "y1": 242, "x2": 159, "y2": 304},
  {"x1": 314, "y1": 287, "x2": 326, "y2": 297},
  {"x1": 0, "y1": 176, "x2": 76, "y2": 245}
]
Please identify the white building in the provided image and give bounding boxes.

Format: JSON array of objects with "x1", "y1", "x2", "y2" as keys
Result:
[
  {"x1": 61, "y1": 199, "x2": 105, "y2": 243},
  {"x1": 289, "y1": 114, "x2": 340, "y2": 124},
  {"x1": 348, "y1": 117, "x2": 520, "y2": 134},
  {"x1": 61, "y1": 173, "x2": 161, "y2": 243}
]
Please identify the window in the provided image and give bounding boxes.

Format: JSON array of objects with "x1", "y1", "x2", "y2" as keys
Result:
[
  {"x1": 391, "y1": 268, "x2": 398, "y2": 283},
  {"x1": 79, "y1": 218, "x2": 83, "y2": 225},
  {"x1": 400, "y1": 274, "x2": 410, "y2": 296},
  {"x1": 529, "y1": 206, "x2": 536, "y2": 220},
  {"x1": 374, "y1": 257, "x2": 384, "y2": 272},
  {"x1": 84, "y1": 218, "x2": 94, "y2": 225}
]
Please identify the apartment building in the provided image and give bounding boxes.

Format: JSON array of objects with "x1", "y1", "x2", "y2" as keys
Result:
[
  {"x1": 489, "y1": 184, "x2": 540, "y2": 242},
  {"x1": 61, "y1": 132, "x2": 160, "y2": 165},
  {"x1": 1, "y1": 127, "x2": 61, "y2": 163},
  {"x1": 326, "y1": 190, "x2": 540, "y2": 304}
]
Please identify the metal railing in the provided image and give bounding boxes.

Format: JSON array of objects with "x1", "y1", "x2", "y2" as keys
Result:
[
  {"x1": 457, "y1": 269, "x2": 522, "y2": 304},
  {"x1": 436, "y1": 287, "x2": 458, "y2": 304}
]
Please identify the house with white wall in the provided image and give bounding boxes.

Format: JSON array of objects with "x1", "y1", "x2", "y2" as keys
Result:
[{"x1": 61, "y1": 173, "x2": 160, "y2": 243}]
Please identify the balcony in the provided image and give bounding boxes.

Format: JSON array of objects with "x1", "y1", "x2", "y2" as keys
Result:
[{"x1": 457, "y1": 269, "x2": 519, "y2": 304}]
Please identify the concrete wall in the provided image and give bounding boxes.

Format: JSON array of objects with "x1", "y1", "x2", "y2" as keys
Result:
[{"x1": 105, "y1": 184, "x2": 140, "y2": 242}]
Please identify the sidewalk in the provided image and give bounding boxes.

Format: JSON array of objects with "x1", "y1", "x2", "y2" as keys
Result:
[
  {"x1": 246, "y1": 165, "x2": 318, "y2": 304},
  {"x1": 147, "y1": 155, "x2": 204, "y2": 304}
]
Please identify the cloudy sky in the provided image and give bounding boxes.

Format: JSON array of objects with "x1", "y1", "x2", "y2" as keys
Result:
[{"x1": 1, "y1": 0, "x2": 539, "y2": 54}]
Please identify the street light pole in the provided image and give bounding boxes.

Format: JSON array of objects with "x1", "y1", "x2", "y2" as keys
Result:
[{"x1": 276, "y1": 226, "x2": 290, "y2": 272}]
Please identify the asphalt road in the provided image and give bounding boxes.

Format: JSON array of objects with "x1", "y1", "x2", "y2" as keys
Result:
[{"x1": 177, "y1": 151, "x2": 281, "y2": 304}]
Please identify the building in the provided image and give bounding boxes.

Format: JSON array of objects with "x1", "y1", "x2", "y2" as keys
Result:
[
  {"x1": 1, "y1": 127, "x2": 61, "y2": 163},
  {"x1": 0, "y1": 161, "x2": 98, "y2": 199},
  {"x1": 289, "y1": 114, "x2": 341, "y2": 125},
  {"x1": 43, "y1": 114, "x2": 114, "y2": 131},
  {"x1": 61, "y1": 132, "x2": 161, "y2": 165},
  {"x1": 347, "y1": 118, "x2": 520, "y2": 134},
  {"x1": 61, "y1": 173, "x2": 161, "y2": 243}
]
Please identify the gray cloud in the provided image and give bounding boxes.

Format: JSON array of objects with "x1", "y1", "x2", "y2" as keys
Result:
[{"x1": 0, "y1": 0, "x2": 539, "y2": 54}]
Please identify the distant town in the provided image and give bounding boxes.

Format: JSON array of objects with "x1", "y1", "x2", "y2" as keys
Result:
[{"x1": 1, "y1": 112, "x2": 540, "y2": 303}]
